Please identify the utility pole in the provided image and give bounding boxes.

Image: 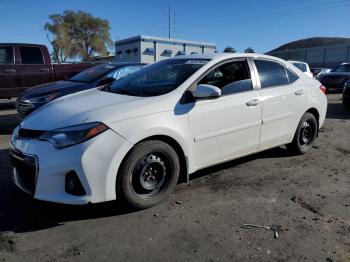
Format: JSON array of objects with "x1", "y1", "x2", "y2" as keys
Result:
[{"x1": 168, "y1": 4, "x2": 171, "y2": 38}]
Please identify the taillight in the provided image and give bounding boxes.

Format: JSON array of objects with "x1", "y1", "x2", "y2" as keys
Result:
[{"x1": 319, "y1": 85, "x2": 326, "y2": 94}]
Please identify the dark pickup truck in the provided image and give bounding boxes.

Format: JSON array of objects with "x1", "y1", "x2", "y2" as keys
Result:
[{"x1": 0, "y1": 43, "x2": 94, "y2": 98}]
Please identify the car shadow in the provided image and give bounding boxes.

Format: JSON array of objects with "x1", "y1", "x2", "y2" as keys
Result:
[
  {"x1": 0, "y1": 100, "x2": 16, "y2": 110},
  {"x1": 0, "y1": 146, "x2": 294, "y2": 234},
  {"x1": 0, "y1": 113, "x2": 20, "y2": 135},
  {"x1": 326, "y1": 101, "x2": 350, "y2": 120},
  {"x1": 0, "y1": 148, "x2": 138, "y2": 233},
  {"x1": 189, "y1": 146, "x2": 292, "y2": 181}
]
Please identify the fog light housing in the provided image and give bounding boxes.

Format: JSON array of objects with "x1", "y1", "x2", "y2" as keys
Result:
[{"x1": 65, "y1": 171, "x2": 86, "y2": 196}]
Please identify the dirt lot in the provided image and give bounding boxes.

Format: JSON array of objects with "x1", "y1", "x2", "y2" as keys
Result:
[{"x1": 0, "y1": 95, "x2": 349, "y2": 262}]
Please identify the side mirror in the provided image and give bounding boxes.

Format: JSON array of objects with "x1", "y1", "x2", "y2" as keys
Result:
[{"x1": 193, "y1": 84, "x2": 221, "y2": 100}]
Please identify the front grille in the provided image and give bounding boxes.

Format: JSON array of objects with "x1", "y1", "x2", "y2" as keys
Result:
[
  {"x1": 10, "y1": 149, "x2": 38, "y2": 195},
  {"x1": 18, "y1": 128, "x2": 45, "y2": 139},
  {"x1": 16, "y1": 99, "x2": 34, "y2": 116}
]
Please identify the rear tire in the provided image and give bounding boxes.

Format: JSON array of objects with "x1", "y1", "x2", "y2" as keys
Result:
[
  {"x1": 287, "y1": 113, "x2": 317, "y2": 155},
  {"x1": 116, "y1": 140, "x2": 180, "y2": 209}
]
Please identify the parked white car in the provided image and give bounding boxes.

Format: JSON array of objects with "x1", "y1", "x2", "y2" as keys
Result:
[
  {"x1": 288, "y1": 60, "x2": 313, "y2": 78},
  {"x1": 10, "y1": 53, "x2": 327, "y2": 208}
]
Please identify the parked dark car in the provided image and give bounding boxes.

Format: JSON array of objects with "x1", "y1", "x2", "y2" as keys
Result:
[
  {"x1": 343, "y1": 80, "x2": 350, "y2": 110},
  {"x1": 0, "y1": 43, "x2": 94, "y2": 98},
  {"x1": 16, "y1": 63, "x2": 145, "y2": 117},
  {"x1": 319, "y1": 62, "x2": 350, "y2": 93}
]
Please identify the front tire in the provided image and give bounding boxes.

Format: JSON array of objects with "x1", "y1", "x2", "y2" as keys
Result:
[
  {"x1": 117, "y1": 140, "x2": 180, "y2": 209},
  {"x1": 287, "y1": 113, "x2": 317, "y2": 155}
]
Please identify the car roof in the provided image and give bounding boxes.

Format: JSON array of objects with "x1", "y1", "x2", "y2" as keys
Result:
[
  {"x1": 109, "y1": 62, "x2": 146, "y2": 66},
  {"x1": 288, "y1": 60, "x2": 308, "y2": 65},
  {"x1": 171, "y1": 52, "x2": 286, "y2": 62}
]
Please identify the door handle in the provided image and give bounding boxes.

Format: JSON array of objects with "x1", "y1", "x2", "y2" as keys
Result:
[
  {"x1": 3, "y1": 69, "x2": 16, "y2": 73},
  {"x1": 246, "y1": 99, "x2": 260, "y2": 106},
  {"x1": 40, "y1": 68, "x2": 50, "y2": 72},
  {"x1": 295, "y1": 90, "x2": 304, "y2": 96}
]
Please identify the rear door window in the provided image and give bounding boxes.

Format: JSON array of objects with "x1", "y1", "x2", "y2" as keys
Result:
[
  {"x1": 0, "y1": 46, "x2": 14, "y2": 64},
  {"x1": 254, "y1": 60, "x2": 289, "y2": 88},
  {"x1": 20, "y1": 46, "x2": 44, "y2": 64}
]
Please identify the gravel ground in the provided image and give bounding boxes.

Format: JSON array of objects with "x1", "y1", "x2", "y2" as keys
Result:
[{"x1": 0, "y1": 95, "x2": 349, "y2": 262}]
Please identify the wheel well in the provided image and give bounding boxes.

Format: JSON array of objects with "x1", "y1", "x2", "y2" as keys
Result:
[
  {"x1": 306, "y1": 108, "x2": 320, "y2": 135},
  {"x1": 132, "y1": 135, "x2": 188, "y2": 183}
]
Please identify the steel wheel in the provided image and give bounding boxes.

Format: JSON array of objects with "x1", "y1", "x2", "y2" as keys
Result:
[
  {"x1": 299, "y1": 120, "x2": 314, "y2": 146},
  {"x1": 131, "y1": 152, "x2": 172, "y2": 197},
  {"x1": 117, "y1": 140, "x2": 180, "y2": 209},
  {"x1": 287, "y1": 112, "x2": 318, "y2": 155}
]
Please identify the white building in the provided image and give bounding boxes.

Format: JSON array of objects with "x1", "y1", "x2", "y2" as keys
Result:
[{"x1": 115, "y1": 35, "x2": 217, "y2": 64}]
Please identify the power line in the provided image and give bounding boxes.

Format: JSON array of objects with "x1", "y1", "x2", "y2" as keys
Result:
[
  {"x1": 176, "y1": 0, "x2": 349, "y2": 30},
  {"x1": 177, "y1": 0, "x2": 285, "y2": 20}
]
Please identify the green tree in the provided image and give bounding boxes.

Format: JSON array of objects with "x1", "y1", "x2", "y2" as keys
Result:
[
  {"x1": 44, "y1": 10, "x2": 112, "y2": 62},
  {"x1": 223, "y1": 46, "x2": 236, "y2": 53},
  {"x1": 244, "y1": 47, "x2": 255, "y2": 53}
]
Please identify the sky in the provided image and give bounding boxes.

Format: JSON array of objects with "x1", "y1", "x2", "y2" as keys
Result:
[{"x1": 0, "y1": 0, "x2": 349, "y2": 54}]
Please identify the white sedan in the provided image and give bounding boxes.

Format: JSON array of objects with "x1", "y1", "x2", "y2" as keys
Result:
[
  {"x1": 288, "y1": 60, "x2": 313, "y2": 79},
  {"x1": 10, "y1": 53, "x2": 327, "y2": 208}
]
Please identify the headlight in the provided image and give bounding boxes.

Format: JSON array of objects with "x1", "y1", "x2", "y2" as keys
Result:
[
  {"x1": 11, "y1": 125, "x2": 20, "y2": 143},
  {"x1": 39, "y1": 122, "x2": 108, "y2": 149},
  {"x1": 29, "y1": 93, "x2": 59, "y2": 104}
]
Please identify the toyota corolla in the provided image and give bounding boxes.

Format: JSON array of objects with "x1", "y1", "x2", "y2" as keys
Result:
[{"x1": 10, "y1": 53, "x2": 327, "y2": 208}]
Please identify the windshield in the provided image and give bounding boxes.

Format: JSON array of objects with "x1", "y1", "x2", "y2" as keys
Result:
[
  {"x1": 332, "y1": 64, "x2": 350, "y2": 73},
  {"x1": 104, "y1": 59, "x2": 209, "y2": 97},
  {"x1": 70, "y1": 64, "x2": 117, "y2": 83},
  {"x1": 292, "y1": 62, "x2": 307, "y2": 72}
]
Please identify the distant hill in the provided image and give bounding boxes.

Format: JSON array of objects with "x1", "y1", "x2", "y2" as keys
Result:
[{"x1": 268, "y1": 37, "x2": 350, "y2": 53}]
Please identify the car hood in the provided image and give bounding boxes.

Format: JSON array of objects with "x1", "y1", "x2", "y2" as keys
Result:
[
  {"x1": 21, "y1": 81, "x2": 89, "y2": 99},
  {"x1": 20, "y1": 89, "x2": 174, "y2": 130}
]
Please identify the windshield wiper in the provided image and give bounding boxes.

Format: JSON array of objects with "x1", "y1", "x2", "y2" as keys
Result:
[
  {"x1": 69, "y1": 79, "x2": 87, "y2": 83},
  {"x1": 115, "y1": 88, "x2": 140, "y2": 96}
]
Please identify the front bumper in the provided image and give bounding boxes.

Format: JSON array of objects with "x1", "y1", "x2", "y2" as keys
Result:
[{"x1": 10, "y1": 129, "x2": 133, "y2": 205}]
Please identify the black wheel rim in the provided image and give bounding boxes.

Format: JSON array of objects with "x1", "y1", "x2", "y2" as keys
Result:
[
  {"x1": 299, "y1": 120, "x2": 315, "y2": 146},
  {"x1": 131, "y1": 152, "x2": 173, "y2": 198}
]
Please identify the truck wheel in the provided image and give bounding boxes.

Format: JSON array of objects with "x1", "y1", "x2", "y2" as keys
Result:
[
  {"x1": 287, "y1": 113, "x2": 317, "y2": 155},
  {"x1": 117, "y1": 140, "x2": 180, "y2": 209}
]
